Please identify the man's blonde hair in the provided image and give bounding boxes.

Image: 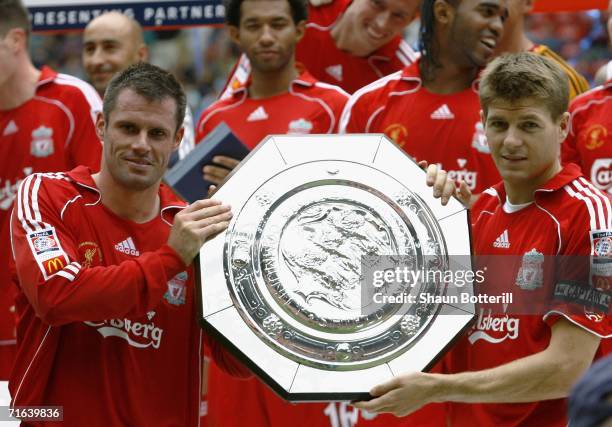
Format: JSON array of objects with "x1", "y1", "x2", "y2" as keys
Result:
[{"x1": 479, "y1": 52, "x2": 569, "y2": 120}]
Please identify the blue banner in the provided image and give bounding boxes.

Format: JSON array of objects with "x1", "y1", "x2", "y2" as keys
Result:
[{"x1": 24, "y1": 1, "x2": 225, "y2": 32}]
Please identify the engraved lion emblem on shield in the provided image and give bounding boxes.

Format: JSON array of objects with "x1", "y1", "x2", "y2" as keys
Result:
[{"x1": 280, "y1": 201, "x2": 396, "y2": 311}]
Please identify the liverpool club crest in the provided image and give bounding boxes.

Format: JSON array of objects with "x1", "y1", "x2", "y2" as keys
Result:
[
  {"x1": 516, "y1": 248, "x2": 544, "y2": 290},
  {"x1": 164, "y1": 271, "x2": 188, "y2": 306},
  {"x1": 31, "y1": 126, "x2": 54, "y2": 158}
]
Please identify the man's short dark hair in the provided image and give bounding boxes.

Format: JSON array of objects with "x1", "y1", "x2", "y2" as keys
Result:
[
  {"x1": 224, "y1": 0, "x2": 308, "y2": 27},
  {"x1": 0, "y1": 0, "x2": 31, "y2": 38},
  {"x1": 103, "y1": 62, "x2": 186, "y2": 133}
]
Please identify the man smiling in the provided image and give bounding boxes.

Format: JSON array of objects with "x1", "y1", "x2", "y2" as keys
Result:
[
  {"x1": 340, "y1": 0, "x2": 508, "y2": 195},
  {"x1": 9, "y1": 63, "x2": 245, "y2": 426}
]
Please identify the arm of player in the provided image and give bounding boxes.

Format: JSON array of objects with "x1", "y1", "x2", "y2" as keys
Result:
[
  {"x1": 354, "y1": 318, "x2": 600, "y2": 417},
  {"x1": 11, "y1": 175, "x2": 231, "y2": 326}
]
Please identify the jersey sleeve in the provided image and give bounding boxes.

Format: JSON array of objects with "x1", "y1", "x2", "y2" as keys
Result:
[
  {"x1": 64, "y1": 82, "x2": 103, "y2": 171},
  {"x1": 10, "y1": 174, "x2": 186, "y2": 326},
  {"x1": 544, "y1": 189, "x2": 611, "y2": 338}
]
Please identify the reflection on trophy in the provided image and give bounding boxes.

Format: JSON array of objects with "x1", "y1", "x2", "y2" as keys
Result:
[{"x1": 198, "y1": 134, "x2": 474, "y2": 401}]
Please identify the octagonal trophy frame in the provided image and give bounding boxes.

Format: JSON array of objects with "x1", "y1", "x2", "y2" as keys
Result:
[{"x1": 196, "y1": 134, "x2": 475, "y2": 402}]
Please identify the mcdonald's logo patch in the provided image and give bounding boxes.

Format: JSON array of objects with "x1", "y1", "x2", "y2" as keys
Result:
[{"x1": 44, "y1": 256, "x2": 65, "y2": 275}]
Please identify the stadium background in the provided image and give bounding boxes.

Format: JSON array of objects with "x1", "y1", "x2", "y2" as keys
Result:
[{"x1": 28, "y1": 6, "x2": 611, "y2": 122}]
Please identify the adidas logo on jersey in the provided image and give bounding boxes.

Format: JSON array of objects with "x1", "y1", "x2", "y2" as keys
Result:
[
  {"x1": 493, "y1": 229, "x2": 510, "y2": 248},
  {"x1": 247, "y1": 106, "x2": 269, "y2": 122},
  {"x1": 325, "y1": 64, "x2": 343, "y2": 82},
  {"x1": 114, "y1": 237, "x2": 140, "y2": 256},
  {"x1": 2, "y1": 120, "x2": 18, "y2": 136},
  {"x1": 430, "y1": 104, "x2": 455, "y2": 120}
]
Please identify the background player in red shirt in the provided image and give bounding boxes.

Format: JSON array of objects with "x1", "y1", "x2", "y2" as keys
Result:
[
  {"x1": 493, "y1": 0, "x2": 589, "y2": 100},
  {"x1": 562, "y1": 1, "x2": 611, "y2": 195},
  {"x1": 340, "y1": 0, "x2": 507, "y2": 195},
  {"x1": 196, "y1": 0, "x2": 348, "y2": 186},
  {"x1": 10, "y1": 62, "x2": 246, "y2": 426},
  {"x1": 221, "y1": 0, "x2": 421, "y2": 96},
  {"x1": 293, "y1": 0, "x2": 421, "y2": 93},
  {"x1": 0, "y1": 0, "x2": 102, "y2": 380},
  {"x1": 355, "y1": 53, "x2": 610, "y2": 427},
  {"x1": 82, "y1": 11, "x2": 195, "y2": 167}
]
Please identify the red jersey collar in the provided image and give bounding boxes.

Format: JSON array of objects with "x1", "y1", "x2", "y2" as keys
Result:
[
  {"x1": 230, "y1": 69, "x2": 319, "y2": 97},
  {"x1": 400, "y1": 58, "x2": 481, "y2": 92},
  {"x1": 37, "y1": 66, "x2": 58, "y2": 88},
  {"x1": 401, "y1": 59, "x2": 421, "y2": 80},
  {"x1": 372, "y1": 36, "x2": 403, "y2": 61},
  {"x1": 66, "y1": 166, "x2": 187, "y2": 223},
  {"x1": 489, "y1": 163, "x2": 583, "y2": 201}
]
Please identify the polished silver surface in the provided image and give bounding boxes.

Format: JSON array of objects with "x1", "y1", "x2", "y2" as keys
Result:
[{"x1": 199, "y1": 134, "x2": 474, "y2": 400}]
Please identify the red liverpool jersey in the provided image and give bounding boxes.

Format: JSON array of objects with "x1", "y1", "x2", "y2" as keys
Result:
[
  {"x1": 0, "y1": 67, "x2": 102, "y2": 379},
  {"x1": 196, "y1": 70, "x2": 348, "y2": 148},
  {"x1": 9, "y1": 167, "x2": 248, "y2": 427},
  {"x1": 339, "y1": 60, "x2": 501, "y2": 194},
  {"x1": 294, "y1": 0, "x2": 418, "y2": 94},
  {"x1": 562, "y1": 80, "x2": 612, "y2": 194},
  {"x1": 444, "y1": 164, "x2": 611, "y2": 426}
]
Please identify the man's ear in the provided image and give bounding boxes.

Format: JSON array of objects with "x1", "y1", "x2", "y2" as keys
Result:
[
  {"x1": 295, "y1": 20, "x2": 306, "y2": 43},
  {"x1": 6, "y1": 28, "x2": 27, "y2": 54},
  {"x1": 228, "y1": 26, "x2": 241, "y2": 46},
  {"x1": 434, "y1": 0, "x2": 455, "y2": 25},
  {"x1": 95, "y1": 111, "x2": 106, "y2": 141},
  {"x1": 138, "y1": 44, "x2": 149, "y2": 62},
  {"x1": 523, "y1": 0, "x2": 535, "y2": 14},
  {"x1": 558, "y1": 111, "x2": 570, "y2": 142},
  {"x1": 173, "y1": 126, "x2": 185, "y2": 151}
]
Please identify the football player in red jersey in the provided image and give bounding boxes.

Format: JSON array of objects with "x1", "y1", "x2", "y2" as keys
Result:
[
  {"x1": 221, "y1": 0, "x2": 421, "y2": 96},
  {"x1": 0, "y1": 0, "x2": 102, "y2": 380},
  {"x1": 295, "y1": 0, "x2": 420, "y2": 93},
  {"x1": 196, "y1": 0, "x2": 348, "y2": 186},
  {"x1": 340, "y1": 0, "x2": 508, "y2": 196},
  {"x1": 356, "y1": 52, "x2": 610, "y2": 427},
  {"x1": 493, "y1": 0, "x2": 589, "y2": 100},
  {"x1": 562, "y1": 0, "x2": 612, "y2": 195},
  {"x1": 9, "y1": 62, "x2": 248, "y2": 427}
]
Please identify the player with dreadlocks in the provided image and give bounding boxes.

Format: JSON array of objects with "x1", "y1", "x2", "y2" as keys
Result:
[{"x1": 340, "y1": 0, "x2": 508, "y2": 197}]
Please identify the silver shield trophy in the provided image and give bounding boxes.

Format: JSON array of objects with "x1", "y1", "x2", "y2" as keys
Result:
[{"x1": 198, "y1": 134, "x2": 474, "y2": 401}]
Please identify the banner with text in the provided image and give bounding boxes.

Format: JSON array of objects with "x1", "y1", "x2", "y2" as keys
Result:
[{"x1": 24, "y1": 0, "x2": 225, "y2": 32}]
